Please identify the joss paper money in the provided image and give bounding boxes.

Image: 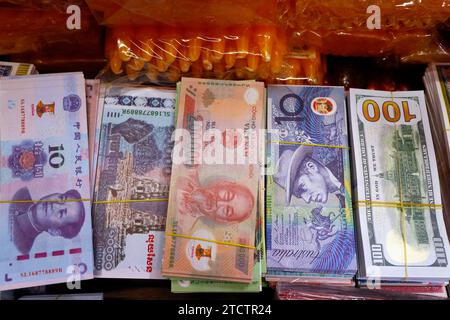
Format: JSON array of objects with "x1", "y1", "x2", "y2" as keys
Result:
[
  {"x1": 162, "y1": 78, "x2": 265, "y2": 283},
  {"x1": 0, "y1": 72, "x2": 93, "y2": 290},
  {"x1": 349, "y1": 89, "x2": 450, "y2": 281},
  {"x1": 92, "y1": 85, "x2": 176, "y2": 279},
  {"x1": 266, "y1": 85, "x2": 357, "y2": 276}
]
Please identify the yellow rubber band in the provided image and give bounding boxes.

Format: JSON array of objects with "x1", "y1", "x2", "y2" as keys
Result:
[
  {"x1": 357, "y1": 200, "x2": 442, "y2": 209},
  {"x1": 270, "y1": 140, "x2": 349, "y2": 149},
  {"x1": 165, "y1": 232, "x2": 256, "y2": 249},
  {"x1": 93, "y1": 198, "x2": 168, "y2": 204}
]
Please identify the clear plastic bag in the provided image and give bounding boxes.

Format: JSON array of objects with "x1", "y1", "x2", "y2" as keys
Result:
[
  {"x1": 0, "y1": 1, "x2": 105, "y2": 76},
  {"x1": 0, "y1": 1, "x2": 102, "y2": 55},
  {"x1": 85, "y1": 0, "x2": 323, "y2": 83},
  {"x1": 289, "y1": 0, "x2": 450, "y2": 62},
  {"x1": 86, "y1": 0, "x2": 450, "y2": 83},
  {"x1": 99, "y1": 25, "x2": 324, "y2": 84},
  {"x1": 85, "y1": 0, "x2": 283, "y2": 28},
  {"x1": 292, "y1": 0, "x2": 449, "y2": 31}
]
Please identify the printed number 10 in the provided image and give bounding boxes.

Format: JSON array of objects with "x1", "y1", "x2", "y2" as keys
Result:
[
  {"x1": 362, "y1": 99, "x2": 416, "y2": 123},
  {"x1": 48, "y1": 144, "x2": 65, "y2": 169}
]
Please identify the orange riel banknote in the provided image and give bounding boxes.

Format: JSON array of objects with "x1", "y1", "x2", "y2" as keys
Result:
[{"x1": 162, "y1": 78, "x2": 265, "y2": 283}]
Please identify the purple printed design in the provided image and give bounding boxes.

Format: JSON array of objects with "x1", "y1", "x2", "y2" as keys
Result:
[
  {"x1": 0, "y1": 65, "x2": 12, "y2": 76},
  {"x1": 9, "y1": 187, "x2": 86, "y2": 255},
  {"x1": 63, "y1": 94, "x2": 82, "y2": 112},
  {"x1": 304, "y1": 207, "x2": 339, "y2": 251},
  {"x1": 8, "y1": 141, "x2": 47, "y2": 181}
]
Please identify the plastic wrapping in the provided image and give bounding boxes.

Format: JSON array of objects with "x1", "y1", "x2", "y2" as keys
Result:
[
  {"x1": 292, "y1": 0, "x2": 449, "y2": 31},
  {"x1": 100, "y1": 25, "x2": 324, "y2": 84},
  {"x1": 0, "y1": 0, "x2": 84, "y2": 9},
  {"x1": 85, "y1": 0, "x2": 284, "y2": 28},
  {"x1": 85, "y1": 0, "x2": 322, "y2": 83},
  {"x1": 87, "y1": 0, "x2": 450, "y2": 67},
  {"x1": 0, "y1": 1, "x2": 105, "y2": 76},
  {"x1": 289, "y1": 0, "x2": 450, "y2": 62},
  {"x1": 325, "y1": 56, "x2": 427, "y2": 90},
  {"x1": 424, "y1": 64, "x2": 450, "y2": 239},
  {"x1": 0, "y1": 1, "x2": 102, "y2": 55}
]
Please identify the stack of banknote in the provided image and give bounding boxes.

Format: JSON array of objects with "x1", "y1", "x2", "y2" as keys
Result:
[
  {"x1": 171, "y1": 188, "x2": 264, "y2": 292},
  {"x1": 349, "y1": 88, "x2": 450, "y2": 283},
  {"x1": 162, "y1": 78, "x2": 265, "y2": 284},
  {"x1": 424, "y1": 64, "x2": 450, "y2": 238},
  {"x1": 85, "y1": 79, "x2": 101, "y2": 192},
  {"x1": 0, "y1": 72, "x2": 94, "y2": 290},
  {"x1": 91, "y1": 84, "x2": 177, "y2": 279},
  {"x1": 0, "y1": 61, "x2": 36, "y2": 77},
  {"x1": 265, "y1": 85, "x2": 357, "y2": 285}
]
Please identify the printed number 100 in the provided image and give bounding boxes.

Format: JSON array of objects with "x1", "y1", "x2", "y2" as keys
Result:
[{"x1": 362, "y1": 100, "x2": 416, "y2": 123}]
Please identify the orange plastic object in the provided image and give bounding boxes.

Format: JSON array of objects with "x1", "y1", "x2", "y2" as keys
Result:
[
  {"x1": 289, "y1": 0, "x2": 450, "y2": 60},
  {"x1": 292, "y1": 0, "x2": 450, "y2": 31},
  {"x1": 103, "y1": 25, "x2": 323, "y2": 84}
]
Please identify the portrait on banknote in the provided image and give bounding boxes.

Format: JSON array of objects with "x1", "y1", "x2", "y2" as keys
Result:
[
  {"x1": 177, "y1": 169, "x2": 255, "y2": 225},
  {"x1": 273, "y1": 145, "x2": 345, "y2": 206},
  {"x1": 9, "y1": 187, "x2": 86, "y2": 255}
]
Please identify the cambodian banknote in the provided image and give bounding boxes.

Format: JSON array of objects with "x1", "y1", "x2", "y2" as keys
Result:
[
  {"x1": 0, "y1": 72, "x2": 93, "y2": 291},
  {"x1": 162, "y1": 78, "x2": 265, "y2": 283},
  {"x1": 349, "y1": 89, "x2": 450, "y2": 281},
  {"x1": 0, "y1": 61, "x2": 36, "y2": 77},
  {"x1": 92, "y1": 85, "x2": 176, "y2": 279},
  {"x1": 266, "y1": 85, "x2": 357, "y2": 277}
]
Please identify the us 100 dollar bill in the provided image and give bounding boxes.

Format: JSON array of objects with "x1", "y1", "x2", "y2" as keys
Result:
[{"x1": 349, "y1": 89, "x2": 450, "y2": 281}]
